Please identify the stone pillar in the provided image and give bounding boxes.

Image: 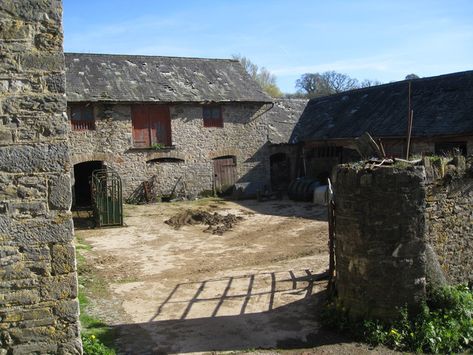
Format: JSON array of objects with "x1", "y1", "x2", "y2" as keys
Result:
[
  {"x1": 334, "y1": 166, "x2": 427, "y2": 320},
  {"x1": 0, "y1": 1, "x2": 82, "y2": 353}
]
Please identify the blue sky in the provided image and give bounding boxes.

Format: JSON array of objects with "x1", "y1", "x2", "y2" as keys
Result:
[{"x1": 63, "y1": 0, "x2": 473, "y2": 93}]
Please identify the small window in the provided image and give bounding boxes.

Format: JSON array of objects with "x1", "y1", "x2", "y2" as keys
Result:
[
  {"x1": 203, "y1": 105, "x2": 223, "y2": 128},
  {"x1": 69, "y1": 104, "x2": 95, "y2": 131}
]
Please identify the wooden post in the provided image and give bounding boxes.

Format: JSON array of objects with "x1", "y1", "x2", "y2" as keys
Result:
[
  {"x1": 406, "y1": 109, "x2": 414, "y2": 160},
  {"x1": 406, "y1": 81, "x2": 413, "y2": 159},
  {"x1": 327, "y1": 179, "x2": 336, "y2": 294}
]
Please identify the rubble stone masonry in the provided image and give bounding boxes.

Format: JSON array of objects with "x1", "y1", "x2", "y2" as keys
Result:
[
  {"x1": 425, "y1": 156, "x2": 473, "y2": 284},
  {"x1": 69, "y1": 103, "x2": 270, "y2": 198},
  {"x1": 0, "y1": 1, "x2": 81, "y2": 353},
  {"x1": 334, "y1": 156, "x2": 473, "y2": 321}
]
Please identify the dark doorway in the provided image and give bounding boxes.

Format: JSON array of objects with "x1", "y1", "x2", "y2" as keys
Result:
[
  {"x1": 73, "y1": 161, "x2": 103, "y2": 208},
  {"x1": 213, "y1": 156, "x2": 237, "y2": 194},
  {"x1": 270, "y1": 153, "x2": 291, "y2": 190}
]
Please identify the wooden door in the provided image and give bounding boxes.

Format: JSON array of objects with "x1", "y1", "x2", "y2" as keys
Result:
[
  {"x1": 149, "y1": 105, "x2": 171, "y2": 146},
  {"x1": 132, "y1": 105, "x2": 171, "y2": 148},
  {"x1": 213, "y1": 156, "x2": 237, "y2": 193},
  {"x1": 132, "y1": 105, "x2": 151, "y2": 148}
]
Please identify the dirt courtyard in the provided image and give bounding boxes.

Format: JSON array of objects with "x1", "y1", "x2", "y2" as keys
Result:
[{"x1": 75, "y1": 199, "x2": 389, "y2": 354}]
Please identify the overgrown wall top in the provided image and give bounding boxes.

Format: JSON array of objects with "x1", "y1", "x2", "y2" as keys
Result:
[{"x1": 334, "y1": 156, "x2": 473, "y2": 321}]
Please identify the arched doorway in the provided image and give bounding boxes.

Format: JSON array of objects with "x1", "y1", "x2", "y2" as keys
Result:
[
  {"x1": 73, "y1": 160, "x2": 104, "y2": 208},
  {"x1": 270, "y1": 153, "x2": 291, "y2": 190}
]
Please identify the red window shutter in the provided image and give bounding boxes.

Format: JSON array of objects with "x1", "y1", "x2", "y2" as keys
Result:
[
  {"x1": 203, "y1": 106, "x2": 223, "y2": 127},
  {"x1": 149, "y1": 105, "x2": 172, "y2": 146},
  {"x1": 132, "y1": 105, "x2": 150, "y2": 148}
]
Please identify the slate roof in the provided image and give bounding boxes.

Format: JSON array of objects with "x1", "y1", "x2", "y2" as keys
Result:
[
  {"x1": 266, "y1": 99, "x2": 308, "y2": 144},
  {"x1": 65, "y1": 53, "x2": 272, "y2": 103},
  {"x1": 290, "y1": 70, "x2": 473, "y2": 143}
]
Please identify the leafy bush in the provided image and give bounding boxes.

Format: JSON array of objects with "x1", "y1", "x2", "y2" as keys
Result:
[
  {"x1": 82, "y1": 334, "x2": 116, "y2": 355},
  {"x1": 322, "y1": 284, "x2": 473, "y2": 354}
]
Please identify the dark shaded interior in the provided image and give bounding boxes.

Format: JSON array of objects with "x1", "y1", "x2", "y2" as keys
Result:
[
  {"x1": 270, "y1": 152, "x2": 291, "y2": 190},
  {"x1": 435, "y1": 141, "x2": 467, "y2": 156},
  {"x1": 73, "y1": 160, "x2": 103, "y2": 207}
]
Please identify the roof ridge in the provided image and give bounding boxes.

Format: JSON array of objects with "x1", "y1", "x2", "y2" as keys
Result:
[
  {"x1": 307, "y1": 69, "x2": 473, "y2": 102},
  {"x1": 64, "y1": 52, "x2": 239, "y2": 63}
]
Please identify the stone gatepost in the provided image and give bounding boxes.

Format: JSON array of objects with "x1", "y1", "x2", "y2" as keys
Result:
[
  {"x1": 334, "y1": 165, "x2": 428, "y2": 320},
  {"x1": 0, "y1": 1, "x2": 82, "y2": 353}
]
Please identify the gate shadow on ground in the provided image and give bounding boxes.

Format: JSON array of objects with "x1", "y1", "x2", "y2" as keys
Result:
[
  {"x1": 72, "y1": 209, "x2": 96, "y2": 229},
  {"x1": 231, "y1": 198, "x2": 328, "y2": 221},
  {"x1": 112, "y1": 270, "x2": 353, "y2": 354}
]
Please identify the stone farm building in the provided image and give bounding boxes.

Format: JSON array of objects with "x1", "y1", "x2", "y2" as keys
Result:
[
  {"x1": 65, "y1": 53, "x2": 280, "y2": 205},
  {"x1": 65, "y1": 52, "x2": 473, "y2": 204},
  {"x1": 290, "y1": 70, "x2": 473, "y2": 181}
]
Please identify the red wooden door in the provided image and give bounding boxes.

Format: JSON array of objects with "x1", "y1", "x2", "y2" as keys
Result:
[
  {"x1": 213, "y1": 156, "x2": 237, "y2": 193},
  {"x1": 149, "y1": 105, "x2": 171, "y2": 146},
  {"x1": 132, "y1": 105, "x2": 151, "y2": 148},
  {"x1": 132, "y1": 105, "x2": 171, "y2": 147}
]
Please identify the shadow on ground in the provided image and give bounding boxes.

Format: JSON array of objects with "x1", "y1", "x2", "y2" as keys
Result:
[
  {"x1": 111, "y1": 271, "x2": 353, "y2": 354},
  {"x1": 72, "y1": 209, "x2": 96, "y2": 229},
  {"x1": 232, "y1": 198, "x2": 328, "y2": 221}
]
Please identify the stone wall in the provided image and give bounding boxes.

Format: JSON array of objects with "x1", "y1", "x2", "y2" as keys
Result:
[
  {"x1": 0, "y1": 1, "x2": 81, "y2": 353},
  {"x1": 333, "y1": 156, "x2": 473, "y2": 321},
  {"x1": 334, "y1": 165, "x2": 428, "y2": 320},
  {"x1": 425, "y1": 156, "x2": 473, "y2": 284},
  {"x1": 69, "y1": 102, "x2": 270, "y2": 198}
]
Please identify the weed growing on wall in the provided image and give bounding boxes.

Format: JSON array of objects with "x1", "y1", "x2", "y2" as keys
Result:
[
  {"x1": 322, "y1": 284, "x2": 473, "y2": 354},
  {"x1": 150, "y1": 143, "x2": 165, "y2": 150}
]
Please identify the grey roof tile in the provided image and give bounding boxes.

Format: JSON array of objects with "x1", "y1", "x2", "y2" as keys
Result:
[
  {"x1": 267, "y1": 99, "x2": 308, "y2": 144},
  {"x1": 65, "y1": 53, "x2": 272, "y2": 103},
  {"x1": 291, "y1": 70, "x2": 473, "y2": 143}
]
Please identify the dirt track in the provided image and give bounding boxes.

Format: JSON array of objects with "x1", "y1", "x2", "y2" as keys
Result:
[{"x1": 75, "y1": 199, "x2": 396, "y2": 354}]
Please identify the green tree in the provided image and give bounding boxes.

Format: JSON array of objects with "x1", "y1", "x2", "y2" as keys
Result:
[
  {"x1": 232, "y1": 54, "x2": 283, "y2": 98},
  {"x1": 405, "y1": 73, "x2": 420, "y2": 80}
]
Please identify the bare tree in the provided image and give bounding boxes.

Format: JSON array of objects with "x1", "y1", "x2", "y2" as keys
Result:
[
  {"x1": 295, "y1": 71, "x2": 360, "y2": 98},
  {"x1": 360, "y1": 79, "x2": 383, "y2": 88},
  {"x1": 235, "y1": 55, "x2": 258, "y2": 78},
  {"x1": 232, "y1": 54, "x2": 283, "y2": 98},
  {"x1": 296, "y1": 71, "x2": 384, "y2": 98},
  {"x1": 295, "y1": 73, "x2": 329, "y2": 97},
  {"x1": 325, "y1": 71, "x2": 359, "y2": 93}
]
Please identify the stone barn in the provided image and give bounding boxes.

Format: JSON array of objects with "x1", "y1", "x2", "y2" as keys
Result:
[
  {"x1": 266, "y1": 99, "x2": 308, "y2": 190},
  {"x1": 290, "y1": 70, "x2": 473, "y2": 181},
  {"x1": 64, "y1": 53, "x2": 274, "y2": 205}
]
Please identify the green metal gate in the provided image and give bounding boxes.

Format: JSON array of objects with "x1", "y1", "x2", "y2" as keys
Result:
[{"x1": 91, "y1": 168, "x2": 123, "y2": 227}]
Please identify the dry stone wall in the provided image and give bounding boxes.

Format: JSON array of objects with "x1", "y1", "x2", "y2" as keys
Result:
[
  {"x1": 334, "y1": 156, "x2": 473, "y2": 321},
  {"x1": 425, "y1": 156, "x2": 473, "y2": 284},
  {"x1": 69, "y1": 102, "x2": 270, "y2": 198},
  {"x1": 0, "y1": 1, "x2": 81, "y2": 353}
]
